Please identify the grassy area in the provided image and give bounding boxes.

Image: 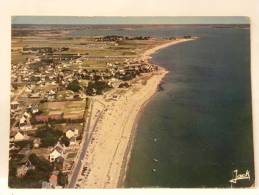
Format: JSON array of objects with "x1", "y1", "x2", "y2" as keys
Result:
[
  {"x1": 39, "y1": 99, "x2": 86, "y2": 114},
  {"x1": 67, "y1": 152, "x2": 77, "y2": 159},
  {"x1": 37, "y1": 99, "x2": 87, "y2": 122},
  {"x1": 31, "y1": 148, "x2": 50, "y2": 160},
  {"x1": 11, "y1": 35, "x2": 165, "y2": 66},
  {"x1": 11, "y1": 53, "x2": 27, "y2": 64}
]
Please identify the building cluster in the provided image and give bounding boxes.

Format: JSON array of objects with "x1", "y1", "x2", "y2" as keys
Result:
[
  {"x1": 10, "y1": 36, "x2": 159, "y2": 188},
  {"x1": 9, "y1": 121, "x2": 80, "y2": 188},
  {"x1": 95, "y1": 35, "x2": 151, "y2": 42}
]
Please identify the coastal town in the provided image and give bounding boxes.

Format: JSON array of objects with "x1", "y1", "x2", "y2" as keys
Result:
[{"x1": 9, "y1": 24, "x2": 196, "y2": 188}]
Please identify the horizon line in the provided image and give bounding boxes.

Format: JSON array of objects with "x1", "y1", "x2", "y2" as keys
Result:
[{"x1": 11, "y1": 16, "x2": 250, "y2": 25}]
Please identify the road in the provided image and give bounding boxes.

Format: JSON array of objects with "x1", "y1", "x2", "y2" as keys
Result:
[
  {"x1": 68, "y1": 98, "x2": 93, "y2": 188},
  {"x1": 12, "y1": 86, "x2": 26, "y2": 101},
  {"x1": 68, "y1": 98, "x2": 105, "y2": 188}
]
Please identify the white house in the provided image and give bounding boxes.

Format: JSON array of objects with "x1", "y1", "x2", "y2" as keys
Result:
[
  {"x1": 14, "y1": 132, "x2": 27, "y2": 142},
  {"x1": 65, "y1": 128, "x2": 79, "y2": 139},
  {"x1": 19, "y1": 116, "x2": 26, "y2": 125},
  {"x1": 33, "y1": 138, "x2": 41, "y2": 148},
  {"x1": 49, "y1": 150, "x2": 62, "y2": 162},
  {"x1": 31, "y1": 105, "x2": 39, "y2": 114},
  {"x1": 23, "y1": 111, "x2": 31, "y2": 118},
  {"x1": 49, "y1": 143, "x2": 64, "y2": 162},
  {"x1": 20, "y1": 124, "x2": 32, "y2": 131},
  {"x1": 16, "y1": 160, "x2": 35, "y2": 178}
]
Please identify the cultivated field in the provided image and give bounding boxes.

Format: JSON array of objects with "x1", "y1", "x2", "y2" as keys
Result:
[{"x1": 38, "y1": 99, "x2": 87, "y2": 120}]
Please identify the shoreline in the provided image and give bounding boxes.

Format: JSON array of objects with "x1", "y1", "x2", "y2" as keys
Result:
[
  {"x1": 117, "y1": 81, "x2": 162, "y2": 188},
  {"x1": 142, "y1": 37, "x2": 198, "y2": 63},
  {"x1": 78, "y1": 38, "x2": 196, "y2": 188},
  {"x1": 118, "y1": 37, "x2": 198, "y2": 187}
]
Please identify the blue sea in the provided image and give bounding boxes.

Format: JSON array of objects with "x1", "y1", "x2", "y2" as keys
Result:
[{"x1": 123, "y1": 26, "x2": 254, "y2": 188}]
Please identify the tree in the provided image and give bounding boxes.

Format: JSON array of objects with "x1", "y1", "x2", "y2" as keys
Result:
[
  {"x1": 60, "y1": 135, "x2": 70, "y2": 147},
  {"x1": 86, "y1": 80, "x2": 112, "y2": 95},
  {"x1": 29, "y1": 153, "x2": 53, "y2": 172},
  {"x1": 58, "y1": 172, "x2": 68, "y2": 187},
  {"x1": 35, "y1": 125, "x2": 63, "y2": 147},
  {"x1": 67, "y1": 79, "x2": 81, "y2": 92}
]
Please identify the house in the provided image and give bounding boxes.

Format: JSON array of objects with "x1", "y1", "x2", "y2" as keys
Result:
[
  {"x1": 49, "y1": 149, "x2": 62, "y2": 162},
  {"x1": 16, "y1": 160, "x2": 35, "y2": 178},
  {"x1": 51, "y1": 81, "x2": 57, "y2": 86},
  {"x1": 31, "y1": 105, "x2": 39, "y2": 114},
  {"x1": 16, "y1": 165, "x2": 28, "y2": 178},
  {"x1": 47, "y1": 90, "x2": 56, "y2": 100},
  {"x1": 65, "y1": 128, "x2": 79, "y2": 139},
  {"x1": 42, "y1": 181, "x2": 52, "y2": 189},
  {"x1": 20, "y1": 124, "x2": 32, "y2": 131},
  {"x1": 49, "y1": 90, "x2": 56, "y2": 95},
  {"x1": 87, "y1": 88, "x2": 96, "y2": 96},
  {"x1": 49, "y1": 143, "x2": 64, "y2": 162},
  {"x1": 36, "y1": 81, "x2": 42, "y2": 85},
  {"x1": 23, "y1": 111, "x2": 31, "y2": 119},
  {"x1": 19, "y1": 116, "x2": 27, "y2": 126},
  {"x1": 33, "y1": 138, "x2": 41, "y2": 148},
  {"x1": 14, "y1": 131, "x2": 28, "y2": 142},
  {"x1": 9, "y1": 143, "x2": 20, "y2": 151},
  {"x1": 119, "y1": 69, "x2": 126, "y2": 75},
  {"x1": 11, "y1": 101, "x2": 19, "y2": 110},
  {"x1": 49, "y1": 174, "x2": 58, "y2": 187},
  {"x1": 107, "y1": 81, "x2": 114, "y2": 87},
  {"x1": 35, "y1": 115, "x2": 49, "y2": 123}
]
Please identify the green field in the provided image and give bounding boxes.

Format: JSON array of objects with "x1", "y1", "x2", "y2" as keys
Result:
[{"x1": 38, "y1": 99, "x2": 87, "y2": 120}]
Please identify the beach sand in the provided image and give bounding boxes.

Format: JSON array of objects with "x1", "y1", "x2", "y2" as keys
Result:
[{"x1": 77, "y1": 38, "x2": 196, "y2": 188}]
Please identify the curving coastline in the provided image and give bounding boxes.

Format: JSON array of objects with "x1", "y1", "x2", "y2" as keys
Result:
[
  {"x1": 78, "y1": 38, "x2": 197, "y2": 188},
  {"x1": 119, "y1": 37, "x2": 198, "y2": 187}
]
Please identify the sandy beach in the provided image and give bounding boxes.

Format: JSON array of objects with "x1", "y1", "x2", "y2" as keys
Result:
[
  {"x1": 142, "y1": 37, "x2": 197, "y2": 62},
  {"x1": 75, "y1": 38, "x2": 196, "y2": 188}
]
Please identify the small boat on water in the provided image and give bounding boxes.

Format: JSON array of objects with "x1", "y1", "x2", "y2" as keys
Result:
[
  {"x1": 153, "y1": 158, "x2": 158, "y2": 162},
  {"x1": 152, "y1": 168, "x2": 156, "y2": 172},
  {"x1": 154, "y1": 138, "x2": 157, "y2": 142}
]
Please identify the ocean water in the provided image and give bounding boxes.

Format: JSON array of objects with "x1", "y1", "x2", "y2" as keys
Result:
[{"x1": 123, "y1": 27, "x2": 254, "y2": 188}]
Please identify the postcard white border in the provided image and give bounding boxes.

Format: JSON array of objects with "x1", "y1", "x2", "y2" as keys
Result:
[{"x1": 0, "y1": 0, "x2": 258, "y2": 194}]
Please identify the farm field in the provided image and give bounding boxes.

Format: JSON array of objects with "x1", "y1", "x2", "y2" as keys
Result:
[{"x1": 38, "y1": 99, "x2": 87, "y2": 121}]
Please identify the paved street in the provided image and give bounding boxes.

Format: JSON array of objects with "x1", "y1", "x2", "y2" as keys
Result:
[{"x1": 68, "y1": 98, "x2": 105, "y2": 188}]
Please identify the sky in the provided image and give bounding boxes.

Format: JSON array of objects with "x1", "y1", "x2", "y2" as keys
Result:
[{"x1": 11, "y1": 16, "x2": 249, "y2": 25}]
